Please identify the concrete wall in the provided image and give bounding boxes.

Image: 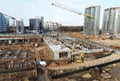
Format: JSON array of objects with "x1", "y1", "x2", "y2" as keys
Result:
[{"x1": 43, "y1": 37, "x2": 71, "y2": 60}]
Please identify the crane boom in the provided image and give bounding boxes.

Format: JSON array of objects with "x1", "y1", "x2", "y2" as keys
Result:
[
  {"x1": 4, "y1": 14, "x2": 16, "y2": 20},
  {"x1": 51, "y1": 2, "x2": 94, "y2": 19}
]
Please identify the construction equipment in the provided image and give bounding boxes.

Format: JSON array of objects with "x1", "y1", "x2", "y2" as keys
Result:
[
  {"x1": 51, "y1": 2, "x2": 94, "y2": 19},
  {"x1": 68, "y1": 52, "x2": 85, "y2": 63},
  {"x1": 68, "y1": 44, "x2": 84, "y2": 63},
  {"x1": 76, "y1": 53, "x2": 84, "y2": 63}
]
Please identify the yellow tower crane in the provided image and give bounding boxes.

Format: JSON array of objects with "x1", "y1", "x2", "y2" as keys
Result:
[
  {"x1": 51, "y1": 2, "x2": 94, "y2": 19},
  {"x1": 51, "y1": 2, "x2": 99, "y2": 37}
]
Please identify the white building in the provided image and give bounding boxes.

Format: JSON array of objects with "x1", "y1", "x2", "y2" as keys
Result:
[{"x1": 44, "y1": 21, "x2": 61, "y2": 32}]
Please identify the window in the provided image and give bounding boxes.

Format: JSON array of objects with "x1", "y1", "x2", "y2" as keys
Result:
[{"x1": 59, "y1": 52, "x2": 68, "y2": 59}]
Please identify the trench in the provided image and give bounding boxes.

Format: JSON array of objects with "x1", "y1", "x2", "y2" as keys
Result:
[{"x1": 51, "y1": 59, "x2": 120, "y2": 79}]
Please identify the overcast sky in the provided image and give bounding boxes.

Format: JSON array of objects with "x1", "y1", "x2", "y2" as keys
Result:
[{"x1": 0, "y1": 0, "x2": 120, "y2": 27}]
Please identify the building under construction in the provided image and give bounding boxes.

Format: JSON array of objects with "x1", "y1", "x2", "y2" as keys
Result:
[
  {"x1": 44, "y1": 21, "x2": 61, "y2": 32},
  {"x1": 102, "y1": 7, "x2": 120, "y2": 36},
  {"x1": 0, "y1": 2, "x2": 120, "y2": 81},
  {"x1": 29, "y1": 17, "x2": 44, "y2": 34},
  {"x1": 43, "y1": 33, "x2": 107, "y2": 60},
  {"x1": 0, "y1": 12, "x2": 9, "y2": 33},
  {"x1": 84, "y1": 6, "x2": 100, "y2": 36}
]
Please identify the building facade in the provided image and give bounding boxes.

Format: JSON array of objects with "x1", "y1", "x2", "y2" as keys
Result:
[
  {"x1": 16, "y1": 18, "x2": 24, "y2": 34},
  {"x1": 0, "y1": 12, "x2": 9, "y2": 33},
  {"x1": 29, "y1": 17, "x2": 44, "y2": 33},
  {"x1": 84, "y1": 6, "x2": 100, "y2": 35},
  {"x1": 44, "y1": 21, "x2": 60, "y2": 32},
  {"x1": 102, "y1": 7, "x2": 120, "y2": 36}
]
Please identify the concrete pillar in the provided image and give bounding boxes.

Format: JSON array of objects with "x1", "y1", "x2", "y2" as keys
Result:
[
  {"x1": 27, "y1": 39, "x2": 30, "y2": 43},
  {"x1": 23, "y1": 39, "x2": 25, "y2": 43},
  {"x1": 54, "y1": 52, "x2": 59, "y2": 60},
  {"x1": 8, "y1": 40, "x2": 12, "y2": 44},
  {"x1": 68, "y1": 51, "x2": 71, "y2": 58}
]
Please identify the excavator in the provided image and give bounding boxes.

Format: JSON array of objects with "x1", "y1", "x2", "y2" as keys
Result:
[
  {"x1": 76, "y1": 53, "x2": 84, "y2": 63},
  {"x1": 68, "y1": 45, "x2": 85, "y2": 63},
  {"x1": 68, "y1": 52, "x2": 85, "y2": 63}
]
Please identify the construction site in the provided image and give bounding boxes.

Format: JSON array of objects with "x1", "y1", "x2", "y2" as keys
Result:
[
  {"x1": 0, "y1": 31, "x2": 120, "y2": 81},
  {"x1": 0, "y1": 1, "x2": 120, "y2": 81}
]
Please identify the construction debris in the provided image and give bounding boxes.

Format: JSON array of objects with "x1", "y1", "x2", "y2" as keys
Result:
[
  {"x1": 82, "y1": 73, "x2": 92, "y2": 79},
  {"x1": 101, "y1": 73, "x2": 112, "y2": 79}
]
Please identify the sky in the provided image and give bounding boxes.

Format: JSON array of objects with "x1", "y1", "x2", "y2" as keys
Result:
[{"x1": 0, "y1": 0, "x2": 120, "y2": 27}]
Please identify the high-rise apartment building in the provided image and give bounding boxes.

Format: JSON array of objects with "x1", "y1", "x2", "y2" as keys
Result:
[
  {"x1": 84, "y1": 6, "x2": 100, "y2": 35},
  {"x1": 0, "y1": 12, "x2": 9, "y2": 33},
  {"x1": 29, "y1": 17, "x2": 44, "y2": 33},
  {"x1": 102, "y1": 7, "x2": 120, "y2": 36}
]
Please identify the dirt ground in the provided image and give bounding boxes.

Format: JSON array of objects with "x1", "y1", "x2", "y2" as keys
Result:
[
  {"x1": 51, "y1": 61, "x2": 120, "y2": 81},
  {"x1": 1, "y1": 34, "x2": 120, "y2": 81}
]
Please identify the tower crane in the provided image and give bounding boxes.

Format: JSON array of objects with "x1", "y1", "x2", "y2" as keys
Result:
[
  {"x1": 51, "y1": 3, "x2": 99, "y2": 37},
  {"x1": 51, "y1": 2, "x2": 94, "y2": 19},
  {"x1": 4, "y1": 14, "x2": 16, "y2": 20},
  {"x1": 3, "y1": 13, "x2": 17, "y2": 36}
]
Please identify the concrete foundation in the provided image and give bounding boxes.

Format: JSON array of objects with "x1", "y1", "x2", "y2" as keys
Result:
[
  {"x1": 0, "y1": 38, "x2": 34, "y2": 45},
  {"x1": 44, "y1": 37, "x2": 71, "y2": 60}
]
